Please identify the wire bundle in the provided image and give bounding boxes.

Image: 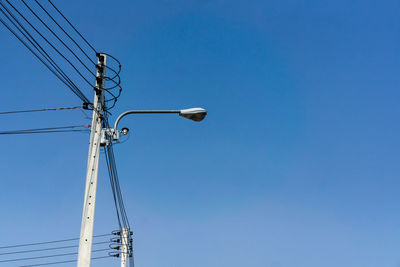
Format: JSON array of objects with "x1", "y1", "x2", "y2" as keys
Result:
[
  {"x1": 0, "y1": 125, "x2": 91, "y2": 135},
  {"x1": 103, "y1": 119, "x2": 134, "y2": 263},
  {"x1": 0, "y1": 234, "x2": 115, "y2": 266},
  {"x1": 0, "y1": 0, "x2": 123, "y2": 110},
  {"x1": 0, "y1": 0, "x2": 132, "y2": 262}
]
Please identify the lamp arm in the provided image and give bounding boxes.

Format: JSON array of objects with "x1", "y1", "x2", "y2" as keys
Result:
[{"x1": 113, "y1": 110, "x2": 180, "y2": 131}]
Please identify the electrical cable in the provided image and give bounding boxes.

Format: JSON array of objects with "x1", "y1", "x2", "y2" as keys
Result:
[
  {"x1": 0, "y1": 241, "x2": 111, "y2": 256},
  {"x1": 0, "y1": 106, "x2": 82, "y2": 115},
  {"x1": 0, "y1": 2, "x2": 90, "y2": 103},
  {"x1": 47, "y1": 0, "x2": 97, "y2": 53},
  {"x1": 0, "y1": 249, "x2": 111, "y2": 263},
  {"x1": 0, "y1": 234, "x2": 111, "y2": 250},
  {"x1": 21, "y1": 0, "x2": 97, "y2": 78},
  {"x1": 0, "y1": 130, "x2": 90, "y2": 135},
  {"x1": 0, "y1": 9, "x2": 89, "y2": 105},
  {"x1": 0, "y1": 125, "x2": 91, "y2": 135},
  {"x1": 33, "y1": 0, "x2": 97, "y2": 68},
  {"x1": 102, "y1": 120, "x2": 132, "y2": 262},
  {"x1": 18, "y1": 0, "x2": 95, "y2": 88},
  {"x1": 18, "y1": 255, "x2": 111, "y2": 267},
  {"x1": 0, "y1": 0, "x2": 123, "y2": 110}
]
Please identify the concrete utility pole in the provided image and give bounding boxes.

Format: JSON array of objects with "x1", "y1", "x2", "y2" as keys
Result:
[
  {"x1": 120, "y1": 227, "x2": 129, "y2": 267},
  {"x1": 77, "y1": 53, "x2": 106, "y2": 267}
]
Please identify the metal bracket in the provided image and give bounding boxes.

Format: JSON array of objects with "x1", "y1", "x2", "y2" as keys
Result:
[{"x1": 100, "y1": 128, "x2": 120, "y2": 146}]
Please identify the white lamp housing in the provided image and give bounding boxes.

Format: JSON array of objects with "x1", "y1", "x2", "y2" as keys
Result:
[{"x1": 179, "y1": 108, "x2": 207, "y2": 122}]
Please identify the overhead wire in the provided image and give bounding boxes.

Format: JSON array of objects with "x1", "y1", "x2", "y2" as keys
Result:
[
  {"x1": 33, "y1": 0, "x2": 97, "y2": 67},
  {"x1": 18, "y1": 0, "x2": 95, "y2": 88},
  {"x1": 0, "y1": 125, "x2": 91, "y2": 135},
  {"x1": 47, "y1": 0, "x2": 97, "y2": 53},
  {"x1": 0, "y1": 233, "x2": 111, "y2": 249},
  {"x1": 0, "y1": 248, "x2": 111, "y2": 263},
  {"x1": 0, "y1": 8, "x2": 89, "y2": 105},
  {"x1": 0, "y1": 241, "x2": 111, "y2": 256},
  {"x1": 0, "y1": 106, "x2": 82, "y2": 115},
  {"x1": 0, "y1": 1, "x2": 130, "y2": 261},
  {"x1": 1, "y1": 1, "x2": 123, "y2": 109},
  {"x1": 102, "y1": 118, "x2": 133, "y2": 261},
  {"x1": 0, "y1": 1, "x2": 90, "y2": 100},
  {"x1": 104, "y1": 135, "x2": 130, "y2": 229},
  {"x1": 18, "y1": 255, "x2": 111, "y2": 267}
]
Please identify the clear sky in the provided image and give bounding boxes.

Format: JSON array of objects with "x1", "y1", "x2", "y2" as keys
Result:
[{"x1": 0, "y1": 0, "x2": 399, "y2": 266}]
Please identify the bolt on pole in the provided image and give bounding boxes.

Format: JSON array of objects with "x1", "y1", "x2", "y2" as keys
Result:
[{"x1": 77, "y1": 53, "x2": 107, "y2": 267}]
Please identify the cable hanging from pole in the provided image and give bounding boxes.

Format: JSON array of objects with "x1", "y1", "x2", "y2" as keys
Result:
[
  {"x1": 47, "y1": 0, "x2": 97, "y2": 53},
  {"x1": 0, "y1": 1, "x2": 124, "y2": 110},
  {"x1": 0, "y1": 105, "x2": 83, "y2": 115},
  {"x1": 0, "y1": 233, "x2": 112, "y2": 250},
  {"x1": 103, "y1": 117, "x2": 134, "y2": 263},
  {"x1": 0, "y1": 241, "x2": 112, "y2": 256},
  {"x1": 18, "y1": 255, "x2": 112, "y2": 267},
  {"x1": 0, "y1": 248, "x2": 111, "y2": 264},
  {"x1": 0, "y1": 125, "x2": 91, "y2": 135},
  {"x1": 0, "y1": 3, "x2": 91, "y2": 105}
]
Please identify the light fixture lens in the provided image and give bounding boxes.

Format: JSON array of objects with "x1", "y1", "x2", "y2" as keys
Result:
[{"x1": 179, "y1": 108, "x2": 207, "y2": 122}]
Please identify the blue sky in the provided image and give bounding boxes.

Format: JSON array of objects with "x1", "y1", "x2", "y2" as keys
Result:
[{"x1": 0, "y1": 0, "x2": 400, "y2": 266}]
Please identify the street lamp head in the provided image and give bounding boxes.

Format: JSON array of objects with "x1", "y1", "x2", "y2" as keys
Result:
[{"x1": 179, "y1": 108, "x2": 207, "y2": 122}]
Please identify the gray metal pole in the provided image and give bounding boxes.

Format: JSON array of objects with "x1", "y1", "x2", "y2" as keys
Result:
[
  {"x1": 121, "y1": 227, "x2": 129, "y2": 267},
  {"x1": 77, "y1": 54, "x2": 107, "y2": 267}
]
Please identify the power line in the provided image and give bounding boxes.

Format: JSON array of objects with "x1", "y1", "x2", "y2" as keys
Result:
[
  {"x1": 0, "y1": 106, "x2": 82, "y2": 115},
  {"x1": 0, "y1": 241, "x2": 111, "y2": 256},
  {"x1": 0, "y1": 1, "x2": 123, "y2": 110},
  {"x1": 18, "y1": 0, "x2": 95, "y2": 88},
  {"x1": 0, "y1": 248, "x2": 111, "y2": 263},
  {"x1": 103, "y1": 118, "x2": 133, "y2": 263},
  {"x1": 0, "y1": 3, "x2": 90, "y2": 105},
  {"x1": 0, "y1": 125, "x2": 91, "y2": 135},
  {"x1": 47, "y1": 0, "x2": 97, "y2": 53},
  {"x1": 0, "y1": 234, "x2": 111, "y2": 249},
  {"x1": 33, "y1": 0, "x2": 96, "y2": 66},
  {"x1": 18, "y1": 255, "x2": 111, "y2": 267},
  {"x1": 32, "y1": 0, "x2": 97, "y2": 77}
]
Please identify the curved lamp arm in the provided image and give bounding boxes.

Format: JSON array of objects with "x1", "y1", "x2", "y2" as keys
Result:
[
  {"x1": 113, "y1": 107, "x2": 207, "y2": 131},
  {"x1": 113, "y1": 110, "x2": 180, "y2": 130}
]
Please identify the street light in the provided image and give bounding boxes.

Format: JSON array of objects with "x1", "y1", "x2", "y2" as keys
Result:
[
  {"x1": 179, "y1": 108, "x2": 207, "y2": 122},
  {"x1": 101, "y1": 107, "x2": 207, "y2": 144}
]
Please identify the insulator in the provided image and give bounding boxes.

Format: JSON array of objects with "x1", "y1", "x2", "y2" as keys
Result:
[
  {"x1": 109, "y1": 252, "x2": 120, "y2": 258},
  {"x1": 110, "y1": 237, "x2": 121, "y2": 243},
  {"x1": 112, "y1": 230, "x2": 121, "y2": 236},
  {"x1": 109, "y1": 244, "x2": 120, "y2": 250}
]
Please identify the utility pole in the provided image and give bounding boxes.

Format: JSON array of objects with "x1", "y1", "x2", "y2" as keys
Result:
[
  {"x1": 77, "y1": 53, "x2": 106, "y2": 267},
  {"x1": 120, "y1": 227, "x2": 129, "y2": 267}
]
